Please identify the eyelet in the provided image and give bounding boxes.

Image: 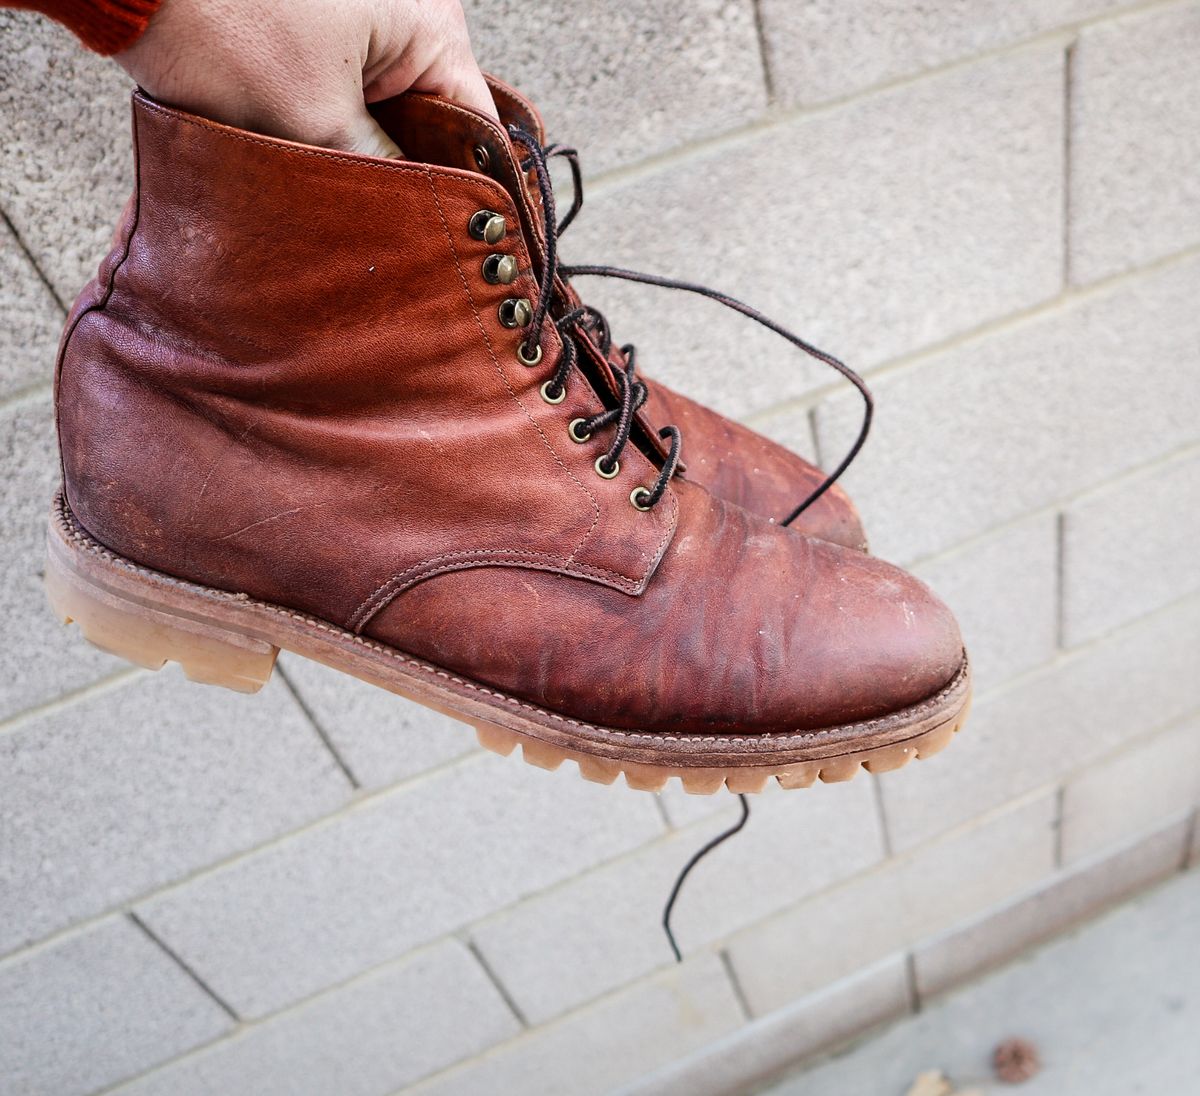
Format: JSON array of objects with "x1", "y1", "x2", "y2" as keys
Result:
[
  {"x1": 498, "y1": 298, "x2": 533, "y2": 329},
  {"x1": 517, "y1": 340, "x2": 543, "y2": 367},
  {"x1": 469, "y1": 210, "x2": 507, "y2": 244},
  {"x1": 568, "y1": 418, "x2": 593, "y2": 443},
  {"x1": 472, "y1": 144, "x2": 491, "y2": 173},
  {"x1": 482, "y1": 253, "x2": 518, "y2": 285},
  {"x1": 594, "y1": 455, "x2": 620, "y2": 480},
  {"x1": 630, "y1": 487, "x2": 653, "y2": 511},
  {"x1": 540, "y1": 380, "x2": 566, "y2": 405}
]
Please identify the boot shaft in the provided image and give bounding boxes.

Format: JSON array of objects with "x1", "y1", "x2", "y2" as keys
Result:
[{"x1": 55, "y1": 93, "x2": 677, "y2": 629}]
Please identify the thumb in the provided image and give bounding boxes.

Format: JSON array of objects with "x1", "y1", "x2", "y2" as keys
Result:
[{"x1": 340, "y1": 106, "x2": 404, "y2": 158}]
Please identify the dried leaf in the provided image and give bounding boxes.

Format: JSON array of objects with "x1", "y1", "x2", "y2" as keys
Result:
[{"x1": 906, "y1": 1071, "x2": 954, "y2": 1096}]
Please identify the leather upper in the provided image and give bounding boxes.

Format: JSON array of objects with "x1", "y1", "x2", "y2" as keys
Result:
[{"x1": 55, "y1": 89, "x2": 962, "y2": 735}]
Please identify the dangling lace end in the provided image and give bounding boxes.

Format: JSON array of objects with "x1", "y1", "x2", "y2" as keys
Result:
[{"x1": 661, "y1": 792, "x2": 752, "y2": 962}]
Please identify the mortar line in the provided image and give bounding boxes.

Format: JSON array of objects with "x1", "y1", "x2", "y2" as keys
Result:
[
  {"x1": 1053, "y1": 785, "x2": 1067, "y2": 869},
  {"x1": 581, "y1": 0, "x2": 1178, "y2": 199},
  {"x1": 0, "y1": 667, "x2": 143, "y2": 739},
  {"x1": 466, "y1": 938, "x2": 531, "y2": 1029},
  {"x1": 1, "y1": 208, "x2": 68, "y2": 314},
  {"x1": 741, "y1": 240, "x2": 1200, "y2": 431},
  {"x1": 897, "y1": 438, "x2": 1200, "y2": 576},
  {"x1": 750, "y1": 0, "x2": 777, "y2": 105},
  {"x1": 1055, "y1": 511, "x2": 1069, "y2": 650},
  {"x1": 1062, "y1": 38, "x2": 1077, "y2": 290},
  {"x1": 274, "y1": 661, "x2": 361, "y2": 790},
  {"x1": 870, "y1": 775, "x2": 895, "y2": 858},
  {"x1": 904, "y1": 952, "x2": 922, "y2": 1013},
  {"x1": 0, "y1": 378, "x2": 57, "y2": 418},
  {"x1": 127, "y1": 910, "x2": 240, "y2": 1021},
  {"x1": 0, "y1": 379, "x2": 54, "y2": 413},
  {"x1": 719, "y1": 948, "x2": 755, "y2": 1021}
]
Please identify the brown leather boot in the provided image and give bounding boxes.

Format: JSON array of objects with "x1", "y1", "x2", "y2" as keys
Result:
[
  {"x1": 45, "y1": 91, "x2": 969, "y2": 794},
  {"x1": 483, "y1": 76, "x2": 868, "y2": 551}
]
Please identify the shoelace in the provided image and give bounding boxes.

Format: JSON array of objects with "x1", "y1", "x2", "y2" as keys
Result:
[
  {"x1": 507, "y1": 125, "x2": 876, "y2": 959},
  {"x1": 508, "y1": 125, "x2": 874, "y2": 525}
]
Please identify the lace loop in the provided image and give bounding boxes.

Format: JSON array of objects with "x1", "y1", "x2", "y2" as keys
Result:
[{"x1": 507, "y1": 123, "x2": 872, "y2": 523}]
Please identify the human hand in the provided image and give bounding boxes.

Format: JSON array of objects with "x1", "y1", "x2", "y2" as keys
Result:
[{"x1": 114, "y1": 0, "x2": 496, "y2": 157}]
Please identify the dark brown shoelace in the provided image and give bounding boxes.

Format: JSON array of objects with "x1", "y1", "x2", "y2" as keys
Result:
[
  {"x1": 508, "y1": 124, "x2": 874, "y2": 525},
  {"x1": 507, "y1": 125, "x2": 876, "y2": 958}
]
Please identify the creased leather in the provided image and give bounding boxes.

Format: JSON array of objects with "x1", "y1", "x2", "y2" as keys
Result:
[
  {"x1": 56, "y1": 90, "x2": 962, "y2": 737},
  {"x1": 57, "y1": 92, "x2": 677, "y2": 631}
]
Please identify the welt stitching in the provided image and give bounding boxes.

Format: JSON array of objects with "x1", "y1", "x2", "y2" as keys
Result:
[{"x1": 56, "y1": 493, "x2": 970, "y2": 747}]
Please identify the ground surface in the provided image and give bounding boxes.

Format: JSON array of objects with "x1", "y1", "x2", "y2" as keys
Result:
[{"x1": 765, "y1": 866, "x2": 1200, "y2": 1096}]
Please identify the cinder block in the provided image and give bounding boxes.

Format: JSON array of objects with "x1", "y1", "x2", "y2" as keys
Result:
[
  {"x1": 0, "y1": 13, "x2": 133, "y2": 300},
  {"x1": 880, "y1": 594, "x2": 1200, "y2": 851},
  {"x1": 407, "y1": 954, "x2": 744, "y2": 1096},
  {"x1": 278, "y1": 653, "x2": 478, "y2": 790},
  {"x1": 1, "y1": 669, "x2": 351, "y2": 958},
  {"x1": 135, "y1": 751, "x2": 665, "y2": 1018},
  {"x1": 566, "y1": 44, "x2": 1063, "y2": 421},
  {"x1": 113, "y1": 939, "x2": 519, "y2": 1096},
  {"x1": 470, "y1": 779, "x2": 883, "y2": 1024},
  {"x1": 1061, "y1": 716, "x2": 1200, "y2": 865},
  {"x1": 1, "y1": 217, "x2": 60, "y2": 400},
  {"x1": 913, "y1": 514, "x2": 1058, "y2": 694},
  {"x1": 0, "y1": 393, "x2": 126, "y2": 720},
  {"x1": 817, "y1": 255, "x2": 1200, "y2": 563},
  {"x1": 1069, "y1": 2, "x2": 1200, "y2": 283},
  {"x1": 726, "y1": 790, "x2": 1056, "y2": 1015},
  {"x1": 1062, "y1": 450, "x2": 1200, "y2": 646},
  {"x1": 622, "y1": 957, "x2": 911, "y2": 1096},
  {"x1": 914, "y1": 817, "x2": 1190, "y2": 998},
  {"x1": 462, "y1": 0, "x2": 766, "y2": 175},
  {"x1": 758, "y1": 0, "x2": 1121, "y2": 105},
  {"x1": 0, "y1": 915, "x2": 232, "y2": 1096}
]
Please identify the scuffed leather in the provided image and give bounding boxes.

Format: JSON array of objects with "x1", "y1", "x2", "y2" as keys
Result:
[
  {"x1": 373, "y1": 477, "x2": 960, "y2": 732},
  {"x1": 56, "y1": 90, "x2": 962, "y2": 737},
  {"x1": 57, "y1": 92, "x2": 678, "y2": 630},
  {"x1": 645, "y1": 379, "x2": 868, "y2": 551}
]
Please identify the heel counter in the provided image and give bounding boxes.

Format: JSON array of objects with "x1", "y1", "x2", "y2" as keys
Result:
[{"x1": 55, "y1": 94, "x2": 142, "y2": 493}]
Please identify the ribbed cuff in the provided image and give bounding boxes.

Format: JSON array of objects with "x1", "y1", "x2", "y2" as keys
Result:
[{"x1": 14, "y1": 0, "x2": 165, "y2": 55}]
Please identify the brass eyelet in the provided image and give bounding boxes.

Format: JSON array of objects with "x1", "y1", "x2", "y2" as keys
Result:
[
  {"x1": 469, "y1": 210, "x2": 507, "y2": 244},
  {"x1": 630, "y1": 487, "x2": 653, "y2": 511},
  {"x1": 498, "y1": 298, "x2": 533, "y2": 329},
  {"x1": 568, "y1": 418, "x2": 593, "y2": 444},
  {"x1": 517, "y1": 340, "x2": 543, "y2": 367},
  {"x1": 594, "y1": 455, "x2": 620, "y2": 479},
  {"x1": 540, "y1": 380, "x2": 566, "y2": 405},
  {"x1": 482, "y1": 253, "x2": 518, "y2": 285},
  {"x1": 472, "y1": 144, "x2": 491, "y2": 173}
]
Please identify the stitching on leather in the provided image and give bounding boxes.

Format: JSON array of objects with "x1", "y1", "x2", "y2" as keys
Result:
[
  {"x1": 55, "y1": 494, "x2": 968, "y2": 747},
  {"x1": 135, "y1": 96, "x2": 515, "y2": 208},
  {"x1": 348, "y1": 546, "x2": 642, "y2": 631}
]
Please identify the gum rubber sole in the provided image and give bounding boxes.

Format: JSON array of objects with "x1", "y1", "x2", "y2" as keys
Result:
[{"x1": 45, "y1": 492, "x2": 971, "y2": 795}]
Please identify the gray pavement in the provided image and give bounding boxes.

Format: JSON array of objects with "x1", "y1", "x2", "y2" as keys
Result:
[{"x1": 765, "y1": 866, "x2": 1200, "y2": 1096}]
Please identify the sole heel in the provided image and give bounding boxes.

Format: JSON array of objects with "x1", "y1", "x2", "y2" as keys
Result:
[{"x1": 45, "y1": 517, "x2": 278, "y2": 694}]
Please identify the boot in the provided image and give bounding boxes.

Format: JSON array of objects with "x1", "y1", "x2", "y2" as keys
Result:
[
  {"x1": 483, "y1": 75, "x2": 868, "y2": 551},
  {"x1": 45, "y1": 91, "x2": 970, "y2": 794}
]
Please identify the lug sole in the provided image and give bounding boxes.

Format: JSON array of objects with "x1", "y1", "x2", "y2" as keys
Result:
[{"x1": 45, "y1": 492, "x2": 971, "y2": 794}]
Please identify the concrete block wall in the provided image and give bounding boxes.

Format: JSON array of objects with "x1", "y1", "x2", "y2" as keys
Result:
[{"x1": 1, "y1": 2, "x2": 1197, "y2": 1093}]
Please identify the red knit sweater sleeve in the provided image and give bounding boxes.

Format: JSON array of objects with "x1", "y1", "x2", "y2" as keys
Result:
[{"x1": 4, "y1": 0, "x2": 164, "y2": 55}]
